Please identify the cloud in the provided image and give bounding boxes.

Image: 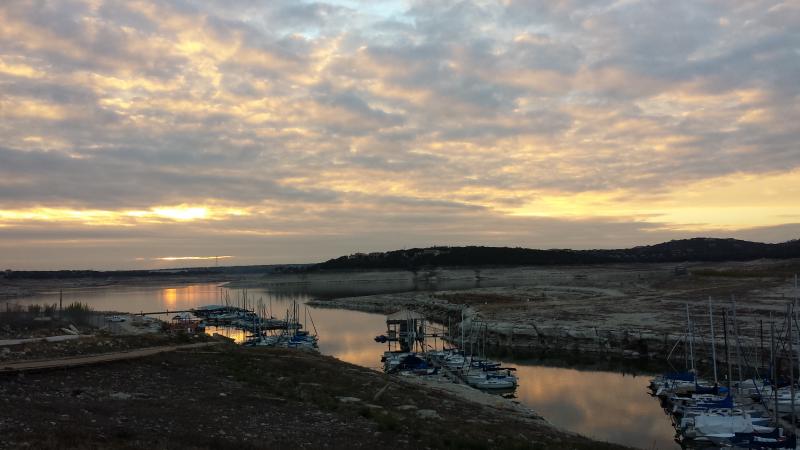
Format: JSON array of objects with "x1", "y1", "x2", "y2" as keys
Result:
[{"x1": 0, "y1": 0, "x2": 798, "y2": 268}]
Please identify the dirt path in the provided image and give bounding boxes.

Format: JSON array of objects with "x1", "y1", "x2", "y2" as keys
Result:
[{"x1": 0, "y1": 341, "x2": 219, "y2": 374}]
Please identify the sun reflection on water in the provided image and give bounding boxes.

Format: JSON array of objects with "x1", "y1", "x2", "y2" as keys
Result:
[{"x1": 205, "y1": 326, "x2": 247, "y2": 343}]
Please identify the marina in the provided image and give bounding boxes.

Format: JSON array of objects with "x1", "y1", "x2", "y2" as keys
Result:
[
  {"x1": 646, "y1": 293, "x2": 800, "y2": 449},
  {"x1": 10, "y1": 281, "x2": 678, "y2": 449},
  {"x1": 376, "y1": 309, "x2": 519, "y2": 391}
]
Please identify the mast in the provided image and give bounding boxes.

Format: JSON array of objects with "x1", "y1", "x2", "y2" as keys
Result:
[
  {"x1": 761, "y1": 319, "x2": 765, "y2": 369},
  {"x1": 772, "y1": 317, "x2": 779, "y2": 426},
  {"x1": 447, "y1": 316, "x2": 451, "y2": 350},
  {"x1": 733, "y1": 296, "x2": 742, "y2": 393},
  {"x1": 686, "y1": 303, "x2": 695, "y2": 373},
  {"x1": 461, "y1": 306, "x2": 465, "y2": 353},
  {"x1": 709, "y1": 297, "x2": 718, "y2": 384},
  {"x1": 723, "y1": 309, "x2": 731, "y2": 392},
  {"x1": 789, "y1": 302, "x2": 796, "y2": 434}
]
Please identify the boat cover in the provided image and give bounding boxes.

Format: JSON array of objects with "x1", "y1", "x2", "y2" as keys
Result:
[
  {"x1": 696, "y1": 394, "x2": 733, "y2": 409},
  {"x1": 664, "y1": 371, "x2": 695, "y2": 382},
  {"x1": 694, "y1": 415, "x2": 754, "y2": 436}
]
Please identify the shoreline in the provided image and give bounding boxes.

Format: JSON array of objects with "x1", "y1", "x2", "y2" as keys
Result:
[{"x1": 6, "y1": 260, "x2": 799, "y2": 370}]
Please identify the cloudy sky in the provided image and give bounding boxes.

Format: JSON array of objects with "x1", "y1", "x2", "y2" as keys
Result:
[{"x1": 1, "y1": 0, "x2": 799, "y2": 270}]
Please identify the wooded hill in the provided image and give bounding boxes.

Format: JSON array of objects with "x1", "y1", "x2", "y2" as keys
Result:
[{"x1": 317, "y1": 238, "x2": 800, "y2": 270}]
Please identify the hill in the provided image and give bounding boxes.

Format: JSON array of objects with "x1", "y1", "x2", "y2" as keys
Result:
[{"x1": 316, "y1": 238, "x2": 800, "y2": 270}]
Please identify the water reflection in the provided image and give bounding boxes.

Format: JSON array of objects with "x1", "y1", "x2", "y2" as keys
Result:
[
  {"x1": 14, "y1": 282, "x2": 677, "y2": 449},
  {"x1": 11, "y1": 283, "x2": 228, "y2": 313},
  {"x1": 312, "y1": 307, "x2": 388, "y2": 369},
  {"x1": 508, "y1": 364, "x2": 677, "y2": 449},
  {"x1": 205, "y1": 325, "x2": 247, "y2": 343}
]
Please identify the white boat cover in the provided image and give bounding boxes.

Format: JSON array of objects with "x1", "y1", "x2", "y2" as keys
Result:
[{"x1": 694, "y1": 415, "x2": 754, "y2": 436}]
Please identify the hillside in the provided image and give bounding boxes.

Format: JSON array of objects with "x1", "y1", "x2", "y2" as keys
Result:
[{"x1": 317, "y1": 238, "x2": 800, "y2": 270}]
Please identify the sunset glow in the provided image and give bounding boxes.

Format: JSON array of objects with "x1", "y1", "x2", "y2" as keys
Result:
[
  {"x1": 1, "y1": 0, "x2": 797, "y2": 269},
  {"x1": 154, "y1": 256, "x2": 233, "y2": 262},
  {"x1": 0, "y1": 205, "x2": 249, "y2": 226}
]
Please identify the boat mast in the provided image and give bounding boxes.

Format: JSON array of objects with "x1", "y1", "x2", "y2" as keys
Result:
[
  {"x1": 772, "y1": 316, "x2": 779, "y2": 427},
  {"x1": 686, "y1": 304, "x2": 694, "y2": 373},
  {"x1": 461, "y1": 306, "x2": 465, "y2": 353},
  {"x1": 723, "y1": 308, "x2": 731, "y2": 393},
  {"x1": 733, "y1": 296, "x2": 742, "y2": 393},
  {"x1": 789, "y1": 302, "x2": 795, "y2": 435},
  {"x1": 447, "y1": 316, "x2": 451, "y2": 350},
  {"x1": 709, "y1": 297, "x2": 718, "y2": 384}
]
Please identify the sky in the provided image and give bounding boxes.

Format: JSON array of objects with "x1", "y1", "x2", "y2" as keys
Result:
[{"x1": 1, "y1": 0, "x2": 799, "y2": 270}]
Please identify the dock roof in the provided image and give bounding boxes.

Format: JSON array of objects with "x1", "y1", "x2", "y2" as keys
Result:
[{"x1": 386, "y1": 309, "x2": 425, "y2": 321}]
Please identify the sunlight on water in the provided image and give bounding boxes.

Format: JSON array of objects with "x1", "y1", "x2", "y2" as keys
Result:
[
  {"x1": 15, "y1": 282, "x2": 677, "y2": 449},
  {"x1": 205, "y1": 326, "x2": 248, "y2": 343},
  {"x1": 10, "y1": 283, "x2": 227, "y2": 313}
]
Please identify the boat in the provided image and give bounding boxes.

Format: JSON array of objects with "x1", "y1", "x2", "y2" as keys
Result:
[{"x1": 465, "y1": 367, "x2": 518, "y2": 390}]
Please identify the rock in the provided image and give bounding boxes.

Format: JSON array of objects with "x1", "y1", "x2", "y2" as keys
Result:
[
  {"x1": 336, "y1": 396, "x2": 361, "y2": 403},
  {"x1": 416, "y1": 409, "x2": 441, "y2": 420},
  {"x1": 109, "y1": 392, "x2": 131, "y2": 400},
  {"x1": 396, "y1": 405, "x2": 417, "y2": 411}
]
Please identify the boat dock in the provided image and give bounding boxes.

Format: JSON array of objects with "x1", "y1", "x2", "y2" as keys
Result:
[{"x1": 376, "y1": 309, "x2": 520, "y2": 392}]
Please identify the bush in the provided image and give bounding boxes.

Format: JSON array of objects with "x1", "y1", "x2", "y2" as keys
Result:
[
  {"x1": 63, "y1": 302, "x2": 94, "y2": 325},
  {"x1": 44, "y1": 303, "x2": 57, "y2": 316},
  {"x1": 63, "y1": 302, "x2": 92, "y2": 313}
]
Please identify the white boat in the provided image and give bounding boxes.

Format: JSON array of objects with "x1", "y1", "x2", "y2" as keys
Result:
[
  {"x1": 442, "y1": 353, "x2": 469, "y2": 370},
  {"x1": 465, "y1": 367, "x2": 518, "y2": 390},
  {"x1": 682, "y1": 413, "x2": 775, "y2": 443},
  {"x1": 466, "y1": 371, "x2": 517, "y2": 389},
  {"x1": 765, "y1": 390, "x2": 800, "y2": 415}
]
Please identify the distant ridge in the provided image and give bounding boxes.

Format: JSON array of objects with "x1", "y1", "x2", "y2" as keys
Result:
[
  {"x1": 317, "y1": 238, "x2": 800, "y2": 270},
  {"x1": 1, "y1": 264, "x2": 313, "y2": 280}
]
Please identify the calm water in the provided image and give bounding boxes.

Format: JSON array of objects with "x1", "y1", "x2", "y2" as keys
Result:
[{"x1": 13, "y1": 282, "x2": 677, "y2": 449}]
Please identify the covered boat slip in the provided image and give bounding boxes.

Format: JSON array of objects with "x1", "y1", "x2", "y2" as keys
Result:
[
  {"x1": 137, "y1": 288, "x2": 320, "y2": 348},
  {"x1": 376, "y1": 309, "x2": 519, "y2": 392}
]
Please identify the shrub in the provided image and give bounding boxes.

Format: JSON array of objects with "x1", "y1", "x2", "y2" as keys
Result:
[{"x1": 62, "y1": 302, "x2": 94, "y2": 325}]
